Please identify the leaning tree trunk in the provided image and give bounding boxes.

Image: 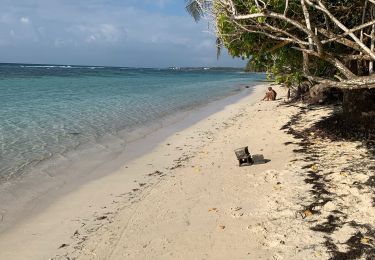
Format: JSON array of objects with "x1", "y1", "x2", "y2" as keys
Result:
[{"x1": 342, "y1": 88, "x2": 375, "y2": 123}]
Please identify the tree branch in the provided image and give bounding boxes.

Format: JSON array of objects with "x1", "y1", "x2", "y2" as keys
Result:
[
  {"x1": 305, "y1": 0, "x2": 375, "y2": 60},
  {"x1": 233, "y1": 11, "x2": 324, "y2": 54},
  {"x1": 293, "y1": 47, "x2": 356, "y2": 79}
]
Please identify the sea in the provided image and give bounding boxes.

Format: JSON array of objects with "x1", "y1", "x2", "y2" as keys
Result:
[{"x1": 0, "y1": 63, "x2": 265, "y2": 182}]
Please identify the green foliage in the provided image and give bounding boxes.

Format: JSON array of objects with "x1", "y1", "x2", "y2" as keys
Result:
[
  {"x1": 185, "y1": 0, "x2": 204, "y2": 22},
  {"x1": 212, "y1": 0, "x2": 359, "y2": 86},
  {"x1": 245, "y1": 47, "x2": 303, "y2": 86},
  {"x1": 185, "y1": 0, "x2": 369, "y2": 86},
  {"x1": 213, "y1": 0, "x2": 308, "y2": 86}
]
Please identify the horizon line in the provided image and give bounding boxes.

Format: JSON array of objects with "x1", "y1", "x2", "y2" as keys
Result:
[{"x1": 0, "y1": 62, "x2": 246, "y2": 70}]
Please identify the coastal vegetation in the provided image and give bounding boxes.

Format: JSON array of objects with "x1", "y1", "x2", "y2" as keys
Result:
[{"x1": 185, "y1": 0, "x2": 375, "y2": 121}]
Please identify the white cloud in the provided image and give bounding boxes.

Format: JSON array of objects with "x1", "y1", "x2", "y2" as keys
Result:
[
  {"x1": 0, "y1": 0, "x2": 245, "y2": 67},
  {"x1": 85, "y1": 34, "x2": 97, "y2": 43},
  {"x1": 20, "y1": 16, "x2": 30, "y2": 24},
  {"x1": 71, "y1": 24, "x2": 126, "y2": 44},
  {"x1": 98, "y1": 24, "x2": 125, "y2": 43}
]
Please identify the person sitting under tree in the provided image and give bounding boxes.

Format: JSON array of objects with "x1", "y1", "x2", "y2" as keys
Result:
[{"x1": 262, "y1": 87, "x2": 277, "y2": 101}]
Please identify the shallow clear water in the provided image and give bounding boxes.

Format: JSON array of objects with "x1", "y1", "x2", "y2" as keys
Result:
[{"x1": 0, "y1": 63, "x2": 264, "y2": 181}]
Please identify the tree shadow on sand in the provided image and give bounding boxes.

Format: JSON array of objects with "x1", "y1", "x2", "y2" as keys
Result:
[
  {"x1": 312, "y1": 112, "x2": 375, "y2": 156},
  {"x1": 280, "y1": 103, "x2": 375, "y2": 259}
]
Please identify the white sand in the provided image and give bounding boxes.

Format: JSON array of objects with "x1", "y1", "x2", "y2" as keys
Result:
[{"x1": 0, "y1": 85, "x2": 338, "y2": 259}]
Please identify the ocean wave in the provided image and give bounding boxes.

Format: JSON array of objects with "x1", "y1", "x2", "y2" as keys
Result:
[
  {"x1": 21, "y1": 65, "x2": 73, "y2": 69},
  {"x1": 20, "y1": 65, "x2": 107, "y2": 69}
]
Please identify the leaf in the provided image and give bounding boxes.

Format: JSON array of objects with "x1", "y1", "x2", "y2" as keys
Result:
[
  {"x1": 257, "y1": 17, "x2": 266, "y2": 23},
  {"x1": 303, "y1": 210, "x2": 313, "y2": 217},
  {"x1": 314, "y1": 251, "x2": 322, "y2": 257},
  {"x1": 185, "y1": 0, "x2": 205, "y2": 22},
  {"x1": 340, "y1": 172, "x2": 348, "y2": 177},
  {"x1": 311, "y1": 165, "x2": 318, "y2": 172},
  {"x1": 361, "y1": 236, "x2": 371, "y2": 244}
]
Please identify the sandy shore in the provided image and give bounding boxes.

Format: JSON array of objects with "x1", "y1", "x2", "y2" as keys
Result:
[{"x1": 1, "y1": 83, "x2": 373, "y2": 259}]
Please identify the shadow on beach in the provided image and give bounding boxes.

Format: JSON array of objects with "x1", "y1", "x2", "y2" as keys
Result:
[{"x1": 279, "y1": 103, "x2": 375, "y2": 259}]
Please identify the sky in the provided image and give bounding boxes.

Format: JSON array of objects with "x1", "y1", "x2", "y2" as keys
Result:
[{"x1": 0, "y1": 0, "x2": 246, "y2": 67}]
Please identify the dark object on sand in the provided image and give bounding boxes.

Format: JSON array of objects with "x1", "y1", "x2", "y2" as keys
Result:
[
  {"x1": 234, "y1": 146, "x2": 253, "y2": 167},
  {"x1": 58, "y1": 243, "x2": 69, "y2": 249},
  {"x1": 234, "y1": 147, "x2": 267, "y2": 166},
  {"x1": 96, "y1": 215, "x2": 108, "y2": 220},
  {"x1": 252, "y1": 154, "x2": 265, "y2": 165}
]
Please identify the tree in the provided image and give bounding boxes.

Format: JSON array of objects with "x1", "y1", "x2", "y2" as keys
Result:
[{"x1": 186, "y1": 0, "x2": 375, "y2": 121}]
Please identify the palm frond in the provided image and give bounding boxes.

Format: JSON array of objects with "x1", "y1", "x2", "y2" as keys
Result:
[{"x1": 185, "y1": 0, "x2": 204, "y2": 22}]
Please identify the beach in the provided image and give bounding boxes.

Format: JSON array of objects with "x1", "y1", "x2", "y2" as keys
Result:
[
  {"x1": 3, "y1": 1, "x2": 375, "y2": 259},
  {"x1": 0, "y1": 84, "x2": 298, "y2": 259},
  {"x1": 1, "y1": 83, "x2": 374, "y2": 259},
  {"x1": 0, "y1": 66, "x2": 263, "y2": 234}
]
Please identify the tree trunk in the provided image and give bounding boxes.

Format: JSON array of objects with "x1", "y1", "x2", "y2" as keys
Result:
[{"x1": 342, "y1": 89, "x2": 375, "y2": 122}]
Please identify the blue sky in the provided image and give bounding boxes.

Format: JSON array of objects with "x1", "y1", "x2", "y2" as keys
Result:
[{"x1": 0, "y1": 0, "x2": 246, "y2": 67}]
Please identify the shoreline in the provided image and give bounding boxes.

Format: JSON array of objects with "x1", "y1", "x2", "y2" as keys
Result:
[
  {"x1": 10, "y1": 83, "x2": 369, "y2": 259},
  {"x1": 60, "y1": 83, "x2": 300, "y2": 259},
  {"x1": 0, "y1": 84, "x2": 263, "y2": 236},
  {"x1": 0, "y1": 85, "x2": 293, "y2": 259},
  {"x1": 53, "y1": 88, "x2": 372, "y2": 260},
  {"x1": 0, "y1": 66, "x2": 265, "y2": 184},
  {"x1": 15, "y1": 82, "x2": 374, "y2": 259},
  {"x1": 0, "y1": 82, "x2": 253, "y2": 184}
]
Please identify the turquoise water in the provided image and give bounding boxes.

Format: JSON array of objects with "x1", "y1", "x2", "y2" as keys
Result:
[{"x1": 0, "y1": 64, "x2": 264, "y2": 181}]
